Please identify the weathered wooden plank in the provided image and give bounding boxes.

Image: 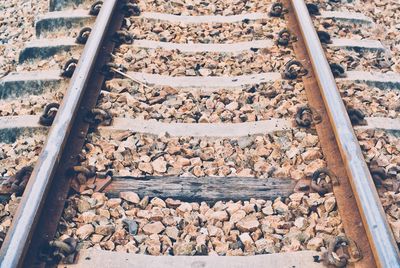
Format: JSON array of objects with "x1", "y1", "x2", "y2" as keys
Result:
[
  {"x1": 103, "y1": 176, "x2": 296, "y2": 202},
  {"x1": 0, "y1": 176, "x2": 295, "y2": 202}
]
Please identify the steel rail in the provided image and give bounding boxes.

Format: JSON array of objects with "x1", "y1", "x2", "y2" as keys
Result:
[
  {"x1": 0, "y1": 0, "x2": 119, "y2": 267},
  {"x1": 291, "y1": 1, "x2": 400, "y2": 267}
]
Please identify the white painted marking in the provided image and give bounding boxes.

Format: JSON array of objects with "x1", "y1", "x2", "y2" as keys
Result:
[
  {"x1": 356, "y1": 117, "x2": 400, "y2": 131},
  {"x1": 339, "y1": 71, "x2": 400, "y2": 89},
  {"x1": 24, "y1": 37, "x2": 78, "y2": 48},
  {"x1": 0, "y1": 70, "x2": 62, "y2": 82},
  {"x1": 137, "y1": 12, "x2": 268, "y2": 24},
  {"x1": 2, "y1": 116, "x2": 400, "y2": 142},
  {"x1": 0, "y1": 115, "x2": 42, "y2": 129},
  {"x1": 126, "y1": 72, "x2": 281, "y2": 88},
  {"x1": 99, "y1": 118, "x2": 292, "y2": 137},
  {"x1": 36, "y1": 9, "x2": 94, "y2": 20},
  {"x1": 329, "y1": 38, "x2": 384, "y2": 51},
  {"x1": 61, "y1": 249, "x2": 324, "y2": 268},
  {"x1": 318, "y1": 11, "x2": 373, "y2": 24}
]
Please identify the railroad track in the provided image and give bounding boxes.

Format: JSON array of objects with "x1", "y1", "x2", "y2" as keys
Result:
[{"x1": 0, "y1": 0, "x2": 399, "y2": 267}]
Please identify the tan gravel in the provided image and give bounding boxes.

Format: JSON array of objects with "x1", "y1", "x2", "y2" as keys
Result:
[
  {"x1": 113, "y1": 47, "x2": 294, "y2": 76},
  {"x1": 380, "y1": 191, "x2": 400, "y2": 244},
  {"x1": 56, "y1": 192, "x2": 343, "y2": 256},
  {"x1": 0, "y1": 0, "x2": 48, "y2": 76},
  {"x1": 315, "y1": 0, "x2": 400, "y2": 73},
  {"x1": 314, "y1": 18, "x2": 375, "y2": 40},
  {"x1": 0, "y1": 91, "x2": 64, "y2": 116},
  {"x1": 0, "y1": 133, "x2": 45, "y2": 177},
  {"x1": 82, "y1": 130, "x2": 325, "y2": 180},
  {"x1": 40, "y1": 27, "x2": 83, "y2": 40},
  {"x1": 126, "y1": 18, "x2": 285, "y2": 44},
  {"x1": 0, "y1": 194, "x2": 21, "y2": 248},
  {"x1": 325, "y1": 47, "x2": 392, "y2": 73},
  {"x1": 356, "y1": 129, "x2": 400, "y2": 243},
  {"x1": 137, "y1": 0, "x2": 273, "y2": 16},
  {"x1": 16, "y1": 48, "x2": 81, "y2": 72},
  {"x1": 339, "y1": 82, "x2": 400, "y2": 119},
  {"x1": 357, "y1": 129, "x2": 400, "y2": 182},
  {"x1": 99, "y1": 80, "x2": 307, "y2": 123}
]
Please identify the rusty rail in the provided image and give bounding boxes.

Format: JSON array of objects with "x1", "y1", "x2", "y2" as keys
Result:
[
  {"x1": 0, "y1": 0, "x2": 123, "y2": 267},
  {"x1": 290, "y1": 1, "x2": 400, "y2": 267}
]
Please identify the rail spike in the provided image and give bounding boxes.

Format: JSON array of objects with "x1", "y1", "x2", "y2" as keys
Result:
[
  {"x1": 75, "y1": 27, "x2": 92, "y2": 44},
  {"x1": 89, "y1": 1, "x2": 103, "y2": 16},
  {"x1": 283, "y1": 60, "x2": 308, "y2": 79},
  {"x1": 295, "y1": 106, "x2": 322, "y2": 128},
  {"x1": 322, "y1": 236, "x2": 363, "y2": 267},
  {"x1": 39, "y1": 102, "x2": 60, "y2": 126},
  {"x1": 61, "y1": 58, "x2": 78, "y2": 78},
  {"x1": 269, "y1": 3, "x2": 287, "y2": 18}
]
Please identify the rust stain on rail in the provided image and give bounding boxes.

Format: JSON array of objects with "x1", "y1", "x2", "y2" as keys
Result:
[{"x1": 283, "y1": 1, "x2": 375, "y2": 267}]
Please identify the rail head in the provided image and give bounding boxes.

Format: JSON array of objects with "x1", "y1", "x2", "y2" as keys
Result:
[
  {"x1": 290, "y1": 1, "x2": 400, "y2": 267},
  {"x1": 0, "y1": 0, "x2": 119, "y2": 267}
]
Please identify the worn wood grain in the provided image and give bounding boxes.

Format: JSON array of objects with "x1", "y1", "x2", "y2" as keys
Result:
[
  {"x1": 0, "y1": 176, "x2": 295, "y2": 202},
  {"x1": 102, "y1": 176, "x2": 295, "y2": 202}
]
